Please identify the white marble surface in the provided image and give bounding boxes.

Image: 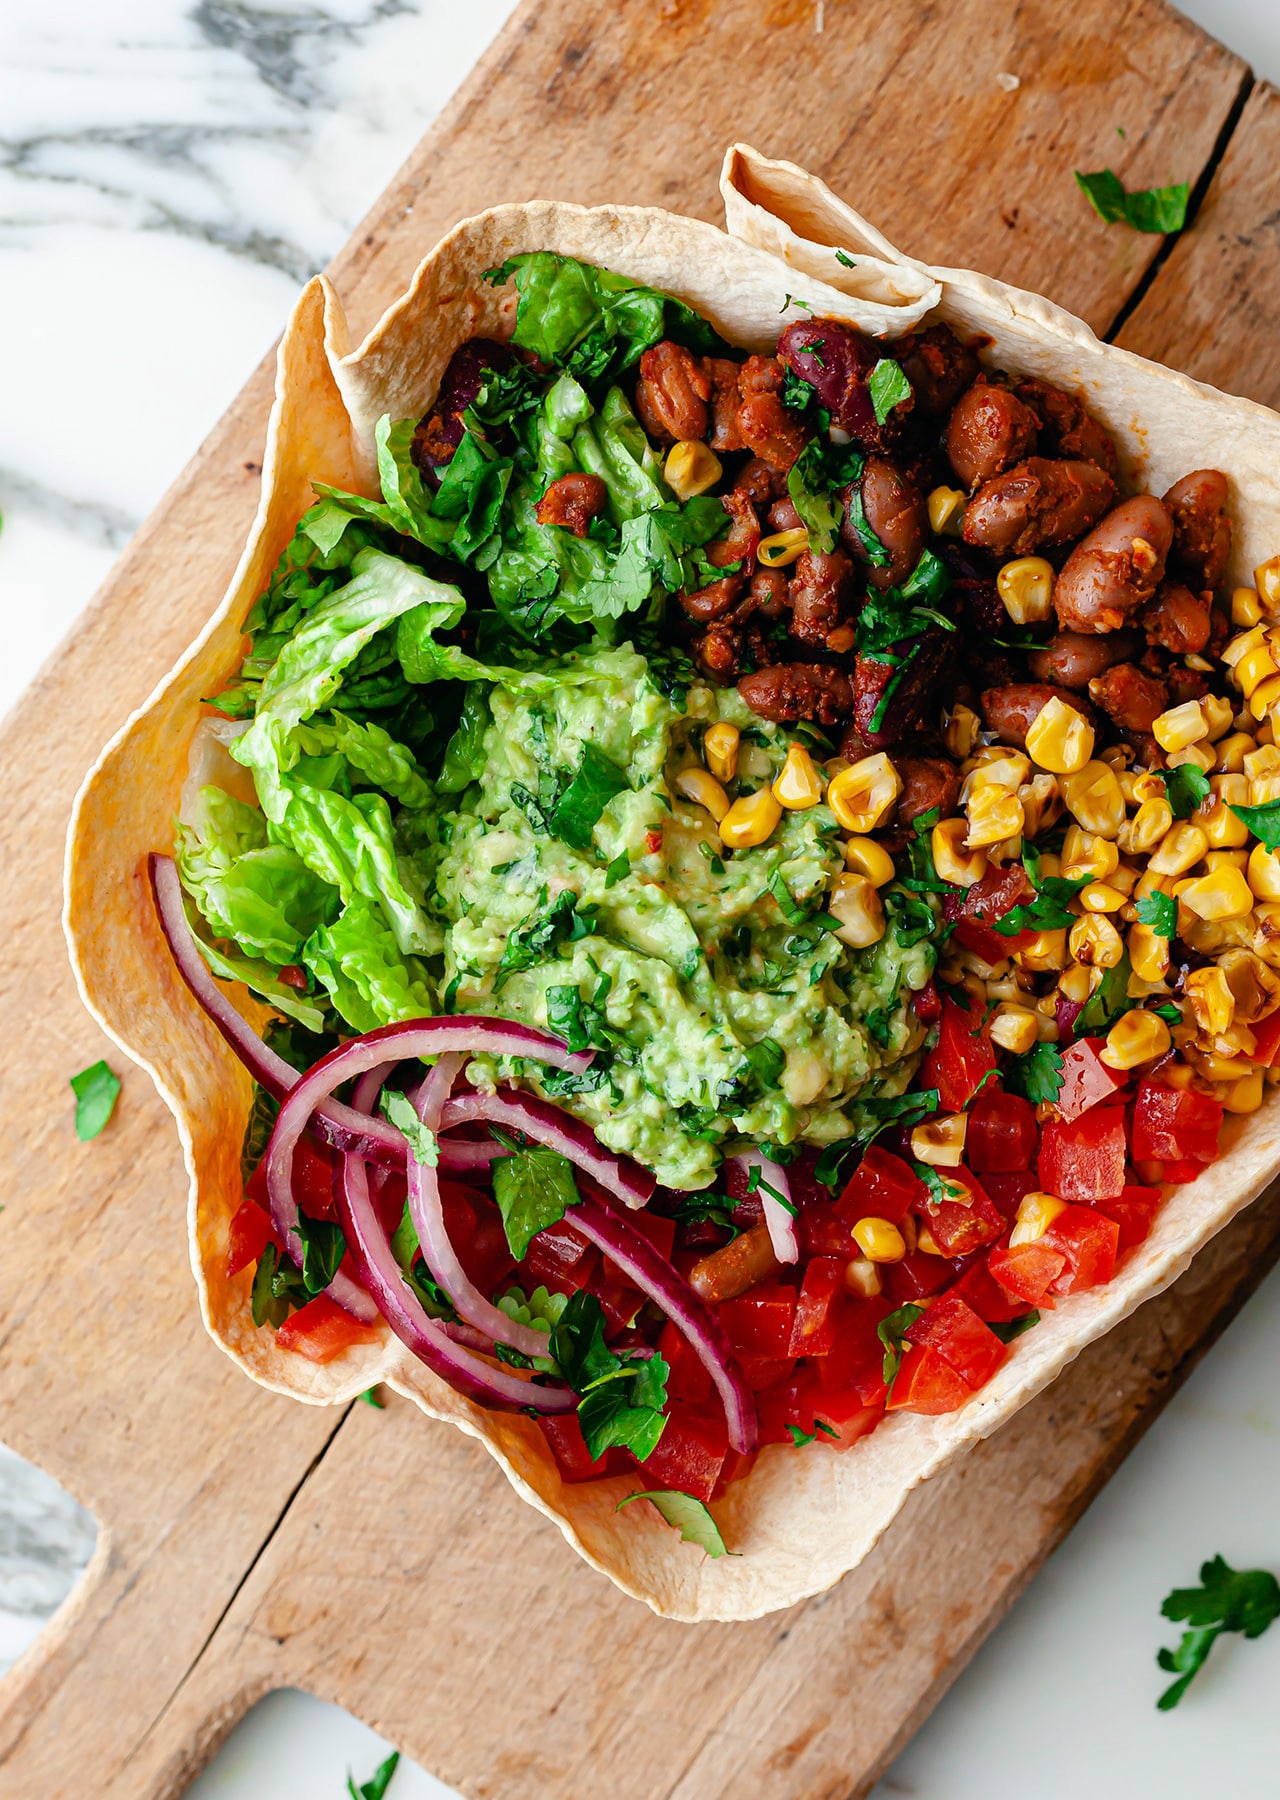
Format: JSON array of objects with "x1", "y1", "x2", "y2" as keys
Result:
[{"x1": 3, "y1": 1, "x2": 1280, "y2": 1794}]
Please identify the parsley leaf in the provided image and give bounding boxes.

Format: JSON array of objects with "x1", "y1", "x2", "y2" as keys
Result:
[
  {"x1": 878, "y1": 1303, "x2": 925, "y2": 1390},
  {"x1": 990, "y1": 1310, "x2": 1040, "y2": 1344},
  {"x1": 994, "y1": 848, "x2": 1089, "y2": 936},
  {"x1": 868, "y1": 358, "x2": 911, "y2": 425},
  {"x1": 1153, "y1": 1001, "x2": 1182, "y2": 1025},
  {"x1": 1164, "y1": 763, "x2": 1211, "y2": 821},
  {"x1": 545, "y1": 971, "x2": 615, "y2": 1053},
  {"x1": 1075, "y1": 950, "x2": 1133, "y2": 1035},
  {"x1": 295, "y1": 1213, "x2": 346, "y2": 1294},
  {"x1": 551, "y1": 1292, "x2": 668, "y2": 1459},
  {"x1": 548, "y1": 743, "x2": 630, "y2": 849},
  {"x1": 616, "y1": 1489, "x2": 732, "y2": 1556},
  {"x1": 670, "y1": 1193, "x2": 740, "y2": 1238},
  {"x1": 1157, "y1": 1556, "x2": 1280, "y2": 1709},
  {"x1": 1003, "y1": 1040, "x2": 1065, "y2": 1106},
  {"x1": 787, "y1": 1419, "x2": 839, "y2": 1447},
  {"x1": 742, "y1": 1036, "x2": 786, "y2": 1092},
  {"x1": 379, "y1": 1088, "x2": 439, "y2": 1166},
  {"x1": 912, "y1": 1161, "x2": 966, "y2": 1209},
  {"x1": 605, "y1": 848, "x2": 630, "y2": 887},
  {"x1": 360, "y1": 1387, "x2": 385, "y2": 1407},
  {"x1": 495, "y1": 887, "x2": 597, "y2": 988},
  {"x1": 1136, "y1": 890, "x2": 1177, "y2": 940},
  {"x1": 347, "y1": 1751, "x2": 400, "y2": 1800},
  {"x1": 814, "y1": 1089, "x2": 942, "y2": 1190},
  {"x1": 250, "y1": 1242, "x2": 309, "y2": 1329},
  {"x1": 492, "y1": 1145, "x2": 581, "y2": 1261},
  {"x1": 786, "y1": 437, "x2": 865, "y2": 555},
  {"x1": 1075, "y1": 167, "x2": 1189, "y2": 234},
  {"x1": 1229, "y1": 796, "x2": 1280, "y2": 851},
  {"x1": 70, "y1": 1060, "x2": 121, "y2": 1141}
]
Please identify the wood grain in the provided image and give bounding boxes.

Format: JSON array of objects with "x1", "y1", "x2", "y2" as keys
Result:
[{"x1": 0, "y1": 1, "x2": 1273, "y2": 1794}]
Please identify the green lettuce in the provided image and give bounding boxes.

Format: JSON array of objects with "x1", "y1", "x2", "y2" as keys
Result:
[
  {"x1": 176, "y1": 786, "x2": 338, "y2": 964},
  {"x1": 304, "y1": 896, "x2": 436, "y2": 1032}
]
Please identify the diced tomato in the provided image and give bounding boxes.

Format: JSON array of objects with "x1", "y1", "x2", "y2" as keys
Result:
[
  {"x1": 455, "y1": 1193, "x2": 517, "y2": 1298},
  {"x1": 817, "y1": 1295, "x2": 892, "y2": 1401},
  {"x1": 943, "y1": 864, "x2": 1033, "y2": 964},
  {"x1": 886, "y1": 1344, "x2": 977, "y2": 1414},
  {"x1": 906, "y1": 1292, "x2": 1006, "y2": 1390},
  {"x1": 922, "y1": 997, "x2": 998, "y2": 1111},
  {"x1": 1166, "y1": 1158, "x2": 1210, "y2": 1185},
  {"x1": 798, "y1": 1201, "x2": 858, "y2": 1259},
  {"x1": 988, "y1": 1238, "x2": 1067, "y2": 1306},
  {"x1": 784, "y1": 1150, "x2": 829, "y2": 1212},
  {"x1": 1054, "y1": 1038, "x2": 1128, "y2": 1121},
  {"x1": 519, "y1": 1218, "x2": 594, "y2": 1299},
  {"x1": 1097, "y1": 1183, "x2": 1163, "y2": 1253},
  {"x1": 912, "y1": 978, "x2": 943, "y2": 1023},
  {"x1": 1038, "y1": 1106, "x2": 1127, "y2": 1204},
  {"x1": 712, "y1": 1447, "x2": 758, "y2": 1496},
  {"x1": 720, "y1": 1280, "x2": 796, "y2": 1358},
  {"x1": 637, "y1": 1404, "x2": 727, "y2": 1503},
  {"x1": 980, "y1": 1169, "x2": 1039, "y2": 1218},
  {"x1": 226, "y1": 1198, "x2": 279, "y2": 1278},
  {"x1": 244, "y1": 1134, "x2": 340, "y2": 1222},
  {"x1": 738, "y1": 1354, "x2": 797, "y2": 1392},
  {"x1": 836, "y1": 1145, "x2": 922, "y2": 1227},
  {"x1": 539, "y1": 1412, "x2": 609, "y2": 1482},
  {"x1": 275, "y1": 1294, "x2": 382, "y2": 1363},
  {"x1": 922, "y1": 1174, "x2": 1005, "y2": 1257},
  {"x1": 967, "y1": 1090, "x2": 1037, "y2": 1172},
  {"x1": 948, "y1": 1253, "x2": 1033, "y2": 1324},
  {"x1": 1042, "y1": 1204, "x2": 1119, "y2": 1295},
  {"x1": 658, "y1": 1319, "x2": 713, "y2": 1406},
  {"x1": 788, "y1": 1257, "x2": 847, "y2": 1358},
  {"x1": 601, "y1": 1211, "x2": 675, "y2": 1288},
  {"x1": 1132, "y1": 1081, "x2": 1224, "y2": 1166},
  {"x1": 809, "y1": 1385, "x2": 886, "y2": 1448},
  {"x1": 596, "y1": 1282, "x2": 643, "y2": 1335},
  {"x1": 1249, "y1": 1008, "x2": 1280, "y2": 1066},
  {"x1": 883, "y1": 1249, "x2": 962, "y2": 1305}
]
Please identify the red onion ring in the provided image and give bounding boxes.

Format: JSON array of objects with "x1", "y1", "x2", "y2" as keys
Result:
[
  {"x1": 732, "y1": 1149, "x2": 799, "y2": 1265},
  {"x1": 441, "y1": 1091, "x2": 654, "y2": 1210}
]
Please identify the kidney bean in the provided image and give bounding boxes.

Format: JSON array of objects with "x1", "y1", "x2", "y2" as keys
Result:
[
  {"x1": 680, "y1": 573, "x2": 749, "y2": 623},
  {"x1": 889, "y1": 755, "x2": 961, "y2": 827},
  {"x1": 778, "y1": 318, "x2": 892, "y2": 446},
  {"x1": 768, "y1": 496, "x2": 804, "y2": 532},
  {"x1": 693, "y1": 622, "x2": 743, "y2": 680},
  {"x1": 412, "y1": 337, "x2": 512, "y2": 480},
  {"x1": 689, "y1": 1222, "x2": 780, "y2": 1303},
  {"x1": 1014, "y1": 376, "x2": 1118, "y2": 476},
  {"x1": 963, "y1": 458, "x2": 1117, "y2": 557},
  {"x1": 634, "y1": 340, "x2": 710, "y2": 443},
  {"x1": 1163, "y1": 469, "x2": 1232, "y2": 592},
  {"x1": 842, "y1": 454, "x2": 926, "y2": 589},
  {"x1": 737, "y1": 391, "x2": 810, "y2": 472},
  {"x1": 944, "y1": 379, "x2": 1039, "y2": 489},
  {"x1": 1140, "y1": 581, "x2": 1212, "y2": 654},
  {"x1": 895, "y1": 322, "x2": 981, "y2": 417},
  {"x1": 1053, "y1": 494, "x2": 1173, "y2": 633},
  {"x1": 789, "y1": 546, "x2": 857, "y2": 646},
  {"x1": 980, "y1": 682, "x2": 1091, "y2": 749},
  {"x1": 749, "y1": 565, "x2": 791, "y2": 618},
  {"x1": 854, "y1": 625, "x2": 951, "y2": 747},
  {"x1": 534, "y1": 472, "x2": 607, "y2": 538},
  {"x1": 707, "y1": 489, "x2": 760, "y2": 569},
  {"x1": 706, "y1": 357, "x2": 746, "y2": 453},
  {"x1": 740, "y1": 354, "x2": 785, "y2": 396},
  {"x1": 738, "y1": 662, "x2": 854, "y2": 724},
  {"x1": 1027, "y1": 628, "x2": 1142, "y2": 689},
  {"x1": 734, "y1": 456, "x2": 784, "y2": 507},
  {"x1": 1087, "y1": 662, "x2": 1168, "y2": 733}
]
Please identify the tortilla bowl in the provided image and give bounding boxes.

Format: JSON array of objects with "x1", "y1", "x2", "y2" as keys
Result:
[{"x1": 64, "y1": 145, "x2": 1280, "y2": 1621}]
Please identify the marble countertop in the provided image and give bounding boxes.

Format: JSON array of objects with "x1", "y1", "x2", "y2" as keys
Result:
[{"x1": 3, "y1": 2, "x2": 1280, "y2": 1795}]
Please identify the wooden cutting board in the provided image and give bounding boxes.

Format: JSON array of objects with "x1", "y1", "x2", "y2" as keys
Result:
[{"x1": 3, "y1": 3, "x2": 1280, "y2": 1794}]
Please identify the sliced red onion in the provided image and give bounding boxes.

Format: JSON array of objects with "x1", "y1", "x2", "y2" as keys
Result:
[
  {"x1": 441, "y1": 1090, "x2": 655, "y2": 1210},
  {"x1": 571, "y1": 1196, "x2": 757, "y2": 1456},
  {"x1": 437, "y1": 1138, "x2": 504, "y2": 1171},
  {"x1": 404, "y1": 1055, "x2": 550, "y2": 1359},
  {"x1": 732, "y1": 1149, "x2": 799, "y2": 1265}
]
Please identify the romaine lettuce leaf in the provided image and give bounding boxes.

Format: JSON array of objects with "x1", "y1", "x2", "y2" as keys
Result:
[
  {"x1": 304, "y1": 896, "x2": 436, "y2": 1033},
  {"x1": 289, "y1": 711, "x2": 432, "y2": 810},
  {"x1": 176, "y1": 785, "x2": 338, "y2": 964},
  {"x1": 372, "y1": 416, "x2": 454, "y2": 553}
]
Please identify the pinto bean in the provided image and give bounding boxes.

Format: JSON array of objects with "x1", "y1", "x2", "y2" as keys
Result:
[
  {"x1": 534, "y1": 472, "x2": 607, "y2": 538},
  {"x1": 789, "y1": 546, "x2": 857, "y2": 647},
  {"x1": 749, "y1": 565, "x2": 791, "y2": 618},
  {"x1": 706, "y1": 356, "x2": 745, "y2": 454},
  {"x1": 778, "y1": 318, "x2": 890, "y2": 446},
  {"x1": 980, "y1": 682, "x2": 1089, "y2": 749},
  {"x1": 734, "y1": 456, "x2": 784, "y2": 507},
  {"x1": 737, "y1": 391, "x2": 810, "y2": 472},
  {"x1": 1053, "y1": 494, "x2": 1173, "y2": 634},
  {"x1": 1027, "y1": 628, "x2": 1141, "y2": 690},
  {"x1": 895, "y1": 322, "x2": 981, "y2": 417},
  {"x1": 842, "y1": 454, "x2": 926, "y2": 589},
  {"x1": 693, "y1": 622, "x2": 743, "y2": 680},
  {"x1": 944, "y1": 379, "x2": 1040, "y2": 489},
  {"x1": 768, "y1": 496, "x2": 803, "y2": 533},
  {"x1": 680, "y1": 573, "x2": 749, "y2": 624},
  {"x1": 1087, "y1": 662, "x2": 1168, "y2": 733},
  {"x1": 738, "y1": 662, "x2": 854, "y2": 725},
  {"x1": 1140, "y1": 582, "x2": 1212, "y2": 655},
  {"x1": 890, "y1": 755, "x2": 961, "y2": 828},
  {"x1": 634, "y1": 340, "x2": 710, "y2": 443},
  {"x1": 963, "y1": 458, "x2": 1117, "y2": 557},
  {"x1": 854, "y1": 626, "x2": 951, "y2": 747},
  {"x1": 1014, "y1": 376, "x2": 1118, "y2": 476},
  {"x1": 1163, "y1": 469, "x2": 1232, "y2": 592},
  {"x1": 689, "y1": 1221, "x2": 780, "y2": 1303},
  {"x1": 412, "y1": 337, "x2": 512, "y2": 481},
  {"x1": 707, "y1": 489, "x2": 760, "y2": 569},
  {"x1": 740, "y1": 354, "x2": 785, "y2": 396}
]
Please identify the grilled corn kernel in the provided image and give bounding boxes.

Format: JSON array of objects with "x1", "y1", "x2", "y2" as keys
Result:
[
  {"x1": 1128, "y1": 921, "x2": 1171, "y2": 982},
  {"x1": 1207, "y1": 849, "x2": 1250, "y2": 871},
  {"x1": 1024, "y1": 695, "x2": 1095, "y2": 775},
  {"x1": 966, "y1": 785, "x2": 1025, "y2": 849},
  {"x1": 1058, "y1": 960, "x2": 1097, "y2": 1004},
  {"x1": 1214, "y1": 733, "x2": 1254, "y2": 773},
  {"x1": 674, "y1": 765, "x2": 730, "y2": 823},
  {"x1": 1186, "y1": 965, "x2": 1236, "y2": 1035},
  {"x1": 1254, "y1": 902, "x2": 1280, "y2": 966},
  {"x1": 1202, "y1": 694, "x2": 1236, "y2": 742},
  {"x1": 944, "y1": 702, "x2": 981, "y2": 759},
  {"x1": 1247, "y1": 840, "x2": 1280, "y2": 901},
  {"x1": 1203, "y1": 777, "x2": 1251, "y2": 847},
  {"x1": 1010, "y1": 1191, "x2": 1069, "y2": 1248},
  {"x1": 1222, "y1": 1070, "x2": 1266, "y2": 1113},
  {"x1": 932, "y1": 817, "x2": 988, "y2": 887},
  {"x1": 1256, "y1": 554, "x2": 1280, "y2": 611},
  {"x1": 928, "y1": 485, "x2": 967, "y2": 536},
  {"x1": 1222, "y1": 623, "x2": 1268, "y2": 670},
  {"x1": 1014, "y1": 929, "x2": 1069, "y2": 972},
  {"x1": 1234, "y1": 585, "x2": 1264, "y2": 628},
  {"x1": 1218, "y1": 948, "x2": 1280, "y2": 1023},
  {"x1": 772, "y1": 742, "x2": 825, "y2": 810},
  {"x1": 1069, "y1": 913, "x2": 1125, "y2": 969},
  {"x1": 1237, "y1": 642, "x2": 1280, "y2": 700},
  {"x1": 1080, "y1": 880, "x2": 1127, "y2": 914},
  {"x1": 1100, "y1": 1009, "x2": 1172, "y2": 1070},
  {"x1": 1100, "y1": 742, "x2": 1133, "y2": 773},
  {"x1": 828, "y1": 873, "x2": 886, "y2": 948},
  {"x1": 1180, "y1": 863, "x2": 1254, "y2": 921},
  {"x1": 1061, "y1": 762, "x2": 1126, "y2": 839},
  {"x1": 1167, "y1": 742, "x2": 1216, "y2": 774},
  {"x1": 664, "y1": 438, "x2": 722, "y2": 501},
  {"x1": 757, "y1": 527, "x2": 809, "y2": 568},
  {"x1": 1019, "y1": 773, "x2": 1063, "y2": 839},
  {"x1": 964, "y1": 751, "x2": 1031, "y2": 795},
  {"x1": 1153, "y1": 700, "x2": 1209, "y2": 752},
  {"x1": 703, "y1": 721, "x2": 740, "y2": 784},
  {"x1": 1149, "y1": 821, "x2": 1209, "y2": 876},
  {"x1": 1062, "y1": 823, "x2": 1121, "y2": 883},
  {"x1": 852, "y1": 1216, "x2": 906, "y2": 1263},
  {"x1": 914, "y1": 1224, "x2": 945, "y2": 1256},
  {"x1": 719, "y1": 786, "x2": 782, "y2": 849},
  {"x1": 1252, "y1": 771, "x2": 1280, "y2": 806},
  {"x1": 845, "y1": 1258, "x2": 883, "y2": 1299},
  {"x1": 1251, "y1": 673, "x2": 1280, "y2": 721},
  {"x1": 990, "y1": 1005, "x2": 1038, "y2": 1053},
  {"x1": 911, "y1": 1113, "x2": 968, "y2": 1167},
  {"x1": 997, "y1": 556, "x2": 1055, "y2": 625},
  {"x1": 842, "y1": 835, "x2": 896, "y2": 886},
  {"x1": 827, "y1": 753, "x2": 902, "y2": 834}
]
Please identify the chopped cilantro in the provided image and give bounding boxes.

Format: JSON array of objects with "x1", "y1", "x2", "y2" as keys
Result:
[
  {"x1": 994, "y1": 846, "x2": 1089, "y2": 936},
  {"x1": 1075, "y1": 950, "x2": 1133, "y2": 1035},
  {"x1": 545, "y1": 970, "x2": 616, "y2": 1053},
  {"x1": 814, "y1": 1089, "x2": 942, "y2": 1190},
  {"x1": 1003, "y1": 1040, "x2": 1065, "y2": 1106},
  {"x1": 495, "y1": 887, "x2": 597, "y2": 988},
  {"x1": 548, "y1": 743, "x2": 630, "y2": 849},
  {"x1": 990, "y1": 1311, "x2": 1040, "y2": 1344},
  {"x1": 616, "y1": 1489, "x2": 732, "y2": 1557},
  {"x1": 1157, "y1": 1556, "x2": 1280, "y2": 1710},
  {"x1": 1230, "y1": 796, "x2": 1280, "y2": 850},
  {"x1": 604, "y1": 848, "x2": 630, "y2": 887},
  {"x1": 780, "y1": 293, "x2": 813, "y2": 313},
  {"x1": 868, "y1": 357, "x2": 911, "y2": 425},
  {"x1": 745, "y1": 1161, "x2": 798, "y2": 1216},
  {"x1": 551, "y1": 1292, "x2": 668, "y2": 1460},
  {"x1": 1136, "y1": 890, "x2": 1177, "y2": 940},
  {"x1": 347, "y1": 1751, "x2": 400, "y2": 1800},
  {"x1": 380, "y1": 1088, "x2": 439, "y2": 1166},
  {"x1": 742, "y1": 1036, "x2": 786, "y2": 1092},
  {"x1": 878, "y1": 1302, "x2": 924, "y2": 1391},
  {"x1": 492, "y1": 1145, "x2": 581, "y2": 1261},
  {"x1": 787, "y1": 1419, "x2": 839, "y2": 1448},
  {"x1": 912, "y1": 1161, "x2": 967, "y2": 1209},
  {"x1": 70, "y1": 1060, "x2": 121, "y2": 1141},
  {"x1": 1075, "y1": 167, "x2": 1189, "y2": 234},
  {"x1": 835, "y1": 248, "x2": 857, "y2": 268},
  {"x1": 295, "y1": 1213, "x2": 346, "y2": 1294},
  {"x1": 1153, "y1": 1001, "x2": 1182, "y2": 1025},
  {"x1": 1164, "y1": 763, "x2": 1212, "y2": 821}
]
